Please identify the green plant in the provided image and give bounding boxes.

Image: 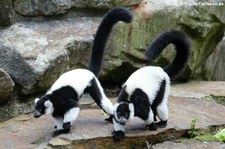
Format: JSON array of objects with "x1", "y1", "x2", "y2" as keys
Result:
[
  {"x1": 214, "y1": 128, "x2": 225, "y2": 142},
  {"x1": 187, "y1": 117, "x2": 199, "y2": 138}
]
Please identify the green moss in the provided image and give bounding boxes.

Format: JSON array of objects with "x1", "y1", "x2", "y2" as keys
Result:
[
  {"x1": 204, "y1": 95, "x2": 225, "y2": 106},
  {"x1": 194, "y1": 135, "x2": 219, "y2": 142}
]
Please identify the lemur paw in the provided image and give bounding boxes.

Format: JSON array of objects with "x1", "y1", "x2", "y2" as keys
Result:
[
  {"x1": 156, "y1": 120, "x2": 167, "y2": 128},
  {"x1": 105, "y1": 115, "x2": 113, "y2": 124},
  {"x1": 112, "y1": 131, "x2": 125, "y2": 142},
  {"x1": 146, "y1": 123, "x2": 158, "y2": 131},
  {"x1": 52, "y1": 130, "x2": 60, "y2": 137}
]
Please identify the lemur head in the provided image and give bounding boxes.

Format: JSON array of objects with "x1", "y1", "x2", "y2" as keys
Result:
[
  {"x1": 34, "y1": 96, "x2": 54, "y2": 118},
  {"x1": 114, "y1": 102, "x2": 134, "y2": 125}
]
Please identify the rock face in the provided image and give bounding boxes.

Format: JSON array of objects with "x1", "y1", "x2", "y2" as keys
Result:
[
  {"x1": 0, "y1": 18, "x2": 100, "y2": 94},
  {"x1": 0, "y1": 69, "x2": 15, "y2": 104},
  {"x1": 101, "y1": 0, "x2": 225, "y2": 83},
  {"x1": 0, "y1": 44, "x2": 36, "y2": 94},
  {"x1": 201, "y1": 37, "x2": 225, "y2": 80},
  {"x1": 13, "y1": 0, "x2": 142, "y2": 16}
]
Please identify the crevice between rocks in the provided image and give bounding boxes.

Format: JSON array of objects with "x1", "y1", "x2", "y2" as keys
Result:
[{"x1": 46, "y1": 124, "x2": 225, "y2": 149}]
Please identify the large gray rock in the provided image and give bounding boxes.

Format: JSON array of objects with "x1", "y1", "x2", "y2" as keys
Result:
[
  {"x1": 12, "y1": 0, "x2": 142, "y2": 16},
  {"x1": 0, "y1": 18, "x2": 100, "y2": 94},
  {"x1": 199, "y1": 37, "x2": 225, "y2": 80},
  {"x1": 0, "y1": 69, "x2": 15, "y2": 104},
  {"x1": 0, "y1": 44, "x2": 36, "y2": 94}
]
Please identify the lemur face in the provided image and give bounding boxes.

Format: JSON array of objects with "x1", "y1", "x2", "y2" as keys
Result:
[
  {"x1": 34, "y1": 97, "x2": 54, "y2": 118},
  {"x1": 114, "y1": 103, "x2": 130, "y2": 125},
  {"x1": 34, "y1": 98, "x2": 45, "y2": 118}
]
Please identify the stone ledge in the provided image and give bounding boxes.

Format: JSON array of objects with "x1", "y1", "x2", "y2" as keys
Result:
[{"x1": 0, "y1": 94, "x2": 224, "y2": 148}]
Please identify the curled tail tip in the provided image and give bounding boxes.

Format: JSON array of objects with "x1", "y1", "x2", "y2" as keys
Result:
[
  {"x1": 107, "y1": 7, "x2": 133, "y2": 23},
  {"x1": 145, "y1": 30, "x2": 190, "y2": 60}
]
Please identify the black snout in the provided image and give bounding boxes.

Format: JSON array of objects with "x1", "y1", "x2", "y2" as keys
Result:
[{"x1": 34, "y1": 110, "x2": 42, "y2": 118}]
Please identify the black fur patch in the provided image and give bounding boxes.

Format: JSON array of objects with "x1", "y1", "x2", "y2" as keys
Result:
[
  {"x1": 117, "y1": 86, "x2": 129, "y2": 102},
  {"x1": 52, "y1": 122, "x2": 71, "y2": 137},
  {"x1": 116, "y1": 103, "x2": 130, "y2": 120},
  {"x1": 130, "y1": 88, "x2": 150, "y2": 121},
  {"x1": 145, "y1": 30, "x2": 190, "y2": 79},
  {"x1": 47, "y1": 86, "x2": 79, "y2": 117},
  {"x1": 151, "y1": 79, "x2": 166, "y2": 121},
  {"x1": 88, "y1": 7, "x2": 133, "y2": 77},
  {"x1": 84, "y1": 78, "x2": 103, "y2": 108}
]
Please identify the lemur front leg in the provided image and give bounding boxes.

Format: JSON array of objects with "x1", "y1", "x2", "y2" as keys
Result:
[
  {"x1": 52, "y1": 107, "x2": 80, "y2": 137},
  {"x1": 54, "y1": 117, "x2": 63, "y2": 130},
  {"x1": 112, "y1": 118, "x2": 125, "y2": 141}
]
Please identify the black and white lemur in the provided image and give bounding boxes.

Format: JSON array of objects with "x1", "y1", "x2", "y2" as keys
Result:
[
  {"x1": 112, "y1": 30, "x2": 191, "y2": 141},
  {"x1": 34, "y1": 7, "x2": 133, "y2": 137}
]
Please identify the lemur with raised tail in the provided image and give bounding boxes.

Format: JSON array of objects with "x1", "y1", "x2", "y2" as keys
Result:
[
  {"x1": 112, "y1": 30, "x2": 191, "y2": 141},
  {"x1": 34, "y1": 7, "x2": 133, "y2": 137}
]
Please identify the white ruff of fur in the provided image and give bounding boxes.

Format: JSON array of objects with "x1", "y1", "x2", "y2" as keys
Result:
[{"x1": 44, "y1": 100, "x2": 54, "y2": 115}]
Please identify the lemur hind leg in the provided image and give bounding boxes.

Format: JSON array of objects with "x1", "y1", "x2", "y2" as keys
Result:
[
  {"x1": 156, "y1": 102, "x2": 168, "y2": 128},
  {"x1": 86, "y1": 78, "x2": 114, "y2": 122}
]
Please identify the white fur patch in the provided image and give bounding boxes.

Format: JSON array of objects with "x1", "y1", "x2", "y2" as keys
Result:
[
  {"x1": 113, "y1": 103, "x2": 120, "y2": 121},
  {"x1": 144, "y1": 108, "x2": 154, "y2": 125},
  {"x1": 128, "y1": 103, "x2": 134, "y2": 122},
  {"x1": 54, "y1": 117, "x2": 63, "y2": 130},
  {"x1": 156, "y1": 102, "x2": 168, "y2": 121},
  {"x1": 44, "y1": 100, "x2": 54, "y2": 115},
  {"x1": 47, "y1": 69, "x2": 95, "y2": 97},
  {"x1": 124, "y1": 66, "x2": 170, "y2": 104},
  {"x1": 95, "y1": 78, "x2": 114, "y2": 115},
  {"x1": 113, "y1": 118, "x2": 125, "y2": 132},
  {"x1": 63, "y1": 107, "x2": 80, "y2": 123},
  {"x1": 34, "y1": 98, "x2": 40, "y2": 104}
]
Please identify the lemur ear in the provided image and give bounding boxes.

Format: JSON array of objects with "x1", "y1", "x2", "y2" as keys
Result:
[
  {"x1": 44, "y1": 100, "x2": 52, "y2": 108},
  {"x1": 34, "y1": 98, "x2": 40, "y2": 104}
]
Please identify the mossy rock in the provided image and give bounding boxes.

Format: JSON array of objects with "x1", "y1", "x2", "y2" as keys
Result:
[{"x1": 100, "y1": 6, "x2": 225, "y2": 84}]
